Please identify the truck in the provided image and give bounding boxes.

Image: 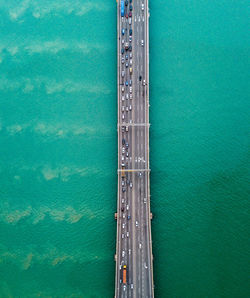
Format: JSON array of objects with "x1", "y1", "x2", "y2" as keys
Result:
[
  {"x1": 121, "y1": 0, "x2": 124, "y2": 17},
  {"x1": 123, "y1": 265, "x2": 127, "y2": 284}
]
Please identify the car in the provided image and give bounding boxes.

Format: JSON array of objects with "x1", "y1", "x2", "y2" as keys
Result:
[
  {"x1": 142, "y1": 3, "x2": 144, "y2": 10},
  {"x1": 122, "y1": 114, "x2": 125, "y2": 120},
  {"x1": 130, "y1": 94, "x2": 133, "y2": 100},
  {"x1": 125, "y1": 0, "x2": 128, "y2": 5},
  {"x1": 129, "y1": 79, "x2": 132, "y2": 86},
  {"x1": 122, "y1": 147, "x2": 125, "y2": 153},
  {"x1": 123, "y1": 285, "x2": 126, "y2": 291},
  {"x1": 139, "y1": 75, "x2": 142, "y2": 81},
  {"x1": 122, "y1": 223, "x2": 125, "y2": 228},
  {"x1": 125, "y1": 81, "x2": 128, "y2": 86},
  {"x1": 130, "y1": 59, "x2": 132, "y2": 65},
  {"x1": 126, "y1": 205, "x2": 129, "y2": 210},
  {"x1": 126, "y1": 151, "x2": 129, "y2": 157},
  {"x1": 122, "y1": 95, "x2": 125, "y2": 101},
  {"x1": 125, "y1": 62, "x2": 128, "y2": 68},
  {"x1": 121, "y1": 86, "x2": 125, "y2": 92},
  {"x1": 131, "y1": 284, "x2": 134, "y2": 289},
  {"x1": 129, "y1": 87, "x2": 132, "y2": 93},
  {"x1": 129, "y1": 105, "x2": 132, "y2": 111},
  {"x1": 122, "y1": 187, "x2": 126, "y2": 192},
  {"x1": 129, "y1": 11, "x2": 132, "y2": 17},
  {"x1": 126, "y1": 106, "x2": 129, "y2": 112},
  {"x1": 122, "y1": 180, "x2": 125, "y2": 186},
  {"x1": 122, "y1": 28, "x2": 125, "y2": 35},
  {"x1": 123, "y1": 213, "x2": 125, "y2": 218},
  {"x1": 125, "y1": 42, "x2": 129, "y2": 50},
  {"x1": 121, "y1": 161, "x2": 125, "y2": 167},
  {"x1": 126, "y1": 126, "x2": 129, "y2": 132},
  {"x1": 121, "y1": 48, "x2": 124, "y2": 54},
  {"x1": 144, "y1": 198, "x2": 147, "y2": 203},
  {"x1": 129, "y1": 29, "x2": 132, "y2": 35},
  {"x1": 121, "y1": 57, "x2": 125, "y2": 64},
  {"x1": 129, "y1": 36, "x2": 132, "y2": 42},
  {"x1": 122, "y1": 138, "x2": 126, "y2": 145},
  {"x1": 129, "y1": 17, "x2": 132, "y2": 24},
  {"x1": 127, "y1": 215, "x2": 131, "y2": 220},
  {"x1": 139, "y1": 243, "x2": 142, "y2": 249},
  {"x1": 126, "y1": 142, "x2": 129, "y2": 148},
  {"x1": 130, "y1": 182, "x2": 133, "y2": 188},
  {"x1": 125, "y1": 54, "x2": 128, "y2": 60},
  {"x1": 136, "y1": 221, "x2": 138, "y2": 227},
  {"x1": 129, "y1": 45, "x2": 132, "y2": 51},
  {"x1": 121, "y1": 207, "x2": 124, "y2": 212},
  {"x1": 129, "y1": 5, "x2": 133, "y2": 11},
  {"x1": 122, "y1": 250, "x2": 125, "y2": 257},
  {"x1": 129, "y1": 53, "x2": 132, "y2": 58},
  {"x1": 122, "y1": 39, "x2": 125, "y2": 44},
  {"x1": 126, "y1": 93, "x2": 129, "y2": 100},
  {"x1": 129, "y1": 67, "x2": 133, "y2": 74},
  {"x1": 127, "y1": 232, "x2": 129, "y2": 237},
  {"x1": 122, "y1": 233, "x2": 124, "y2": 239},
  {"x1": 121, "y1": 70, "x2": 125, "y2": 77},
  {"x1": 122, "y1": 106, "x2": 125, "y2": 112},
  {"x1": 143, "y1": 79, "x2": 146, "y2": 86},
  {"x1": 141, "y1": 39, "x2": 144, "y2": 46},
  {"x1": 126, "y1": 13, "x2": 128, "y2": 19},
  {"x1": 122, "y1": 198, "x2": 125, "y2": 203},
  {"x1": 126, "y1": 179, "x2": 130, "y2": 185}
]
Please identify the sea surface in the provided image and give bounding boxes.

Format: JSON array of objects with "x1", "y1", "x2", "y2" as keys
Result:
[{"x1": 0, "y1": 0, "x2": 249, "y2": 297}]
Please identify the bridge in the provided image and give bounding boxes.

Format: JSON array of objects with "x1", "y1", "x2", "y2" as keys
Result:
[{"x1": 115, "y1": 1, "x2": 154, "y2": 297}]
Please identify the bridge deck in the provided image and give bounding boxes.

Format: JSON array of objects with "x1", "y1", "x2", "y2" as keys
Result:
[{"x1": 115, "y1": 1, "x2": 154, "y2": 297}]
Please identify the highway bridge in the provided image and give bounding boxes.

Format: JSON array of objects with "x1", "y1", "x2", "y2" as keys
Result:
[{"x1": 115, "y1": 1, "x2": 154, "y2": 297}]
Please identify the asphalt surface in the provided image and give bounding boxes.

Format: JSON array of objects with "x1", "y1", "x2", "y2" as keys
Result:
[{"x1": 115, "y1": 1, "x2": 154, "y2": 297}]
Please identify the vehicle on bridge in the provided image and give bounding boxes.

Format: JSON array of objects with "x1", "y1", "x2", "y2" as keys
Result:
[
  {"x1": 122, "y1": 265, "x2": 127, "y2": 284},
  {"x1": 121, "y1": 0, "x2": 124, "y2": 17}
]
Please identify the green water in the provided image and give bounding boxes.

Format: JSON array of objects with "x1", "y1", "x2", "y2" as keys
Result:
[{"x1": 0, "y1": 0, "x2": 249, "y2": 297}]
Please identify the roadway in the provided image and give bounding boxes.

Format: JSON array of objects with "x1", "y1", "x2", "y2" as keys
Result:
[{"x1": 115, "y1": 1, "x2": 154, "y2": 298}]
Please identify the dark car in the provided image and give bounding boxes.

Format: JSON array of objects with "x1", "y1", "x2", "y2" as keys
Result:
[
  {"x1": 122, "y1": 28, "x2": 125, "y2": 35},
  {"x1": 139, "y1": 75, "x2": 142, "y2": 81},
  {"x1": 121, "y1": 207, "x2": 124, "y2": 212},
  {"x1": 125, "y1": 81, "x2": 129, "y2": 86},
  {"x1": 121, "y1": 48, "x2": 124, "y2": 54},
  {"x1": 122, "y1": 138, "x2": 126, "y2": 145},
  {"x1": 128, "y1": 45, "x2": 132, "y2": 51},
  {"x1": 126, "y1": 13, "x2": 128, "y2": 18},
  {"x1": 125, "y1": 0, "x2": 128, "y2": 5},
  {"x1": 130, "y1": 5, "x2": 133, "y2": 11},
  {"x1": 129, "y1": 29, "x2": 132, "y2": 35},
  {"x1": 125, "y1": 54, "x2": 128, "y2": 60},
  {"x1": 129, "y1": 11, "x2": 132, "y2": 17}
]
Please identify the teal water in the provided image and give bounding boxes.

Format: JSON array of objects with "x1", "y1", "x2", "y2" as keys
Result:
[{"x1": 0, "y1": 0, "x2": 249, "y2": 297}]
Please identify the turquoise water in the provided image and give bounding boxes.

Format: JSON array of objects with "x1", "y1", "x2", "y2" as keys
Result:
[{"x1": 0, "y1": 0, "x2": 249, "y2": 297}]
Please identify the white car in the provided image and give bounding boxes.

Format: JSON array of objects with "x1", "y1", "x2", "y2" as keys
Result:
[
  {"x1": 122, "y1": 250, "x2": 125, "y2": 257},
  {"x1": 142, "y1": 4, "x2": 144, "y2": 10},
  {"x1": 141, "y1": 40, "x2": 144, "y2": 46}
]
